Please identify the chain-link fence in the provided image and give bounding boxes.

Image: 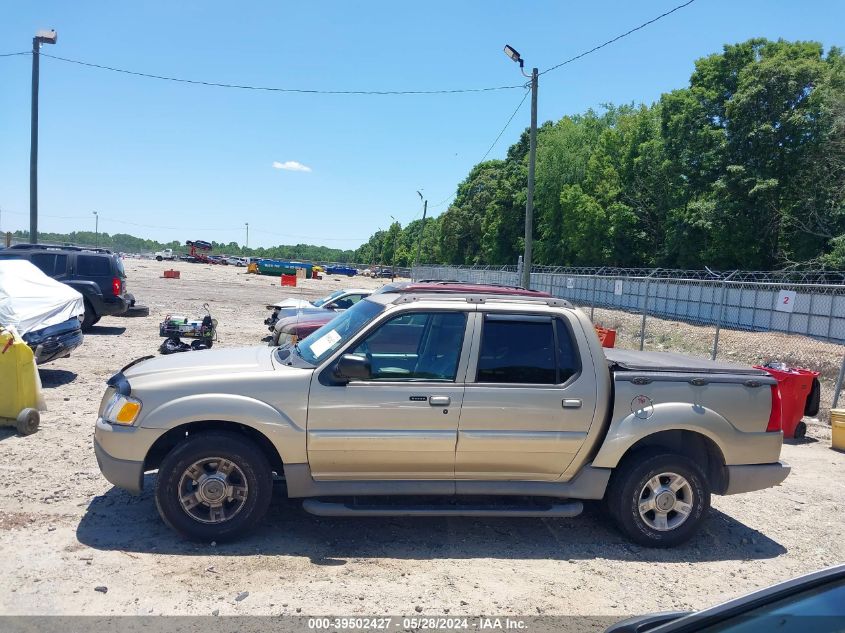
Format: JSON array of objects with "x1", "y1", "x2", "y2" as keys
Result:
[{"x1": 414, "y1": 264, "x2": 845, "y2": 423}]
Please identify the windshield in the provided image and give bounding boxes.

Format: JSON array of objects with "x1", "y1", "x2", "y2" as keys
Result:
[
  {"x1": 297, "y1": 298, "x2": 384, "y2": 364},
  {"x1": 311, "y1": 289, "x2": 346, "y2": 308}
]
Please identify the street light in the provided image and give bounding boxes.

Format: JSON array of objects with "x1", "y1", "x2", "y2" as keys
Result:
[
  {"x1": 504, "y1": 43, "x2": 538, "y2": 290},
  {"x1": 389, "y1": 215, "x2": 399, "y2": 279},
  {"x1": 413, "y1": 190, "x2": 427, "y2": 269},
  {"x1": 245, "y1": 222, "x2": 249, "y2": 250},
  {"x1": 93, "y1": 211, "x2": 98, "y2": 247},
  {"x1": 30, "y1": 29, "x2": 57, "y2": 244}
]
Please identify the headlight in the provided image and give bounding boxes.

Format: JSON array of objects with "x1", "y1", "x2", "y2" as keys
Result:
[
  {"x1": 103, "y1": 393, "x2": 142, "y2": 426},
  {"x1": 278, "y1": 332, "x2": 298, "y2": 347}
]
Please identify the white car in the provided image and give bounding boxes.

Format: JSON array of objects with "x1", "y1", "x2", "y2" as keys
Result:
[
  {"x1": 264, "y1": 288, "x2": 372, "y2": 332},
  {"x1": 226, "y1": 257, "x2": 247, "y2": 267}
]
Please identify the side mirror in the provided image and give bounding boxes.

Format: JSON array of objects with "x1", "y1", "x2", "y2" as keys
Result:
[{"x1": 334, "y1": 354, "x2": 371, "y2": 382}]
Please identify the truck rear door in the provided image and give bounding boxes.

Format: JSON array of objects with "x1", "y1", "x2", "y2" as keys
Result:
[{"x1": 456, "y1": 312, "x2": 598, "y2": 481}]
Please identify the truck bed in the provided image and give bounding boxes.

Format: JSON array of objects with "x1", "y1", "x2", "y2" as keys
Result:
[{"x1": 605, "y1": 348, "x2": 768, "y2": 376}]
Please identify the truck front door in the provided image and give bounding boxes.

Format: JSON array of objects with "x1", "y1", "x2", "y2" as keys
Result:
[{"x1": 307, "y1": 310, "x2": 472, "y2": 480}]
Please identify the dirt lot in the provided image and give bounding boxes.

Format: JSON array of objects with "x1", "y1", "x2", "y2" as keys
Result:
[{"x1": 0, "y1": 259, "x2": 843, "y2": 618}]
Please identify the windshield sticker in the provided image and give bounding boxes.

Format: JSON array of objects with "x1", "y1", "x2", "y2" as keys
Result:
[{"x1": 309, "y1": 329, "x2": 341, "y2": 357}]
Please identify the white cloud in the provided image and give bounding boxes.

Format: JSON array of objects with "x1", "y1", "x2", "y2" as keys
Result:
[{"x1": 273, "y1": 160, "x2": 312, "y2": 172}]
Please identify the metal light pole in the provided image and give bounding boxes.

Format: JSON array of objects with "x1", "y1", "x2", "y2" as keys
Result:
[
  {"x1": 389, "y1": 215, "x2": 399, "y2": 279},
  {"x1": 93, "y1": 211, "x2": 98, "y2": 247},
  {"x1": 414, "y1": 190, "x2": 428, "y2": 269},
  {"x1": 245, "y1": 222, "x2": 249, "y2": 249},
  {"x1": 504, "y1": 45, "x2": 537, "y2": 290},
  {"x1": 30, "y1": 29, "x2": 57, "y2": 244}
]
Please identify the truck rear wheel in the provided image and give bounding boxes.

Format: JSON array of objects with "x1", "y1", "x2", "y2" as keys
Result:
[
  {"x1": 154, "y1": 432, "x2": 273, "y2": 541},
  {"x1": 606, "y1": 450, "x2": 710, "y2": 547}
]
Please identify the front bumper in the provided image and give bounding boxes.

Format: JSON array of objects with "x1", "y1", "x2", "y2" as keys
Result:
[
  {"x1": 93, "y1": 418, "x2": 165, "y2": 494},
  {"x1": 29, "y1": 329, "x2": 84, "y2": 364},
  {"x1": 723, "y1": 461, "x2": 790, "y2": 495},
  {"x1": 94, "y1": 437, "x2": 145, "y2": 494}
]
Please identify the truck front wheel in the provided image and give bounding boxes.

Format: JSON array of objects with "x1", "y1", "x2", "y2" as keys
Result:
[
  {"x1": 606, "y1": 450, "x2": 710, "y2": 548},
  {"x1": 154, "y1": 432, "x2": 273, "y2": 541}
]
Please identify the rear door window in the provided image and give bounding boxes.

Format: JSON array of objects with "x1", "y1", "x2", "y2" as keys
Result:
[
  {"x1": 477, "y1": 316, "x2": 556, "y2": 384},
  {"x1": 30, "y1": 253, "x2": 68, "y2": 277},
  {"x1": 477, "y1": 315, "x2": 580, "y2": 385}
]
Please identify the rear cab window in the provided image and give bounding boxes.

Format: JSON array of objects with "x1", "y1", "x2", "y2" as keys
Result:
[{"x1": 476, "y1": 313, "x2": 580, "y2": 385}]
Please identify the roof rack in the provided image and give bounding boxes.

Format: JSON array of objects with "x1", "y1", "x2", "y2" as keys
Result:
[
  {"x1": 393, "y1": 293, "x2": 572, "y2": 308},
  {"x1": 8, "y1": 243, "x2": 114, "y2": 254},
  {"x1": 412, "y1": 279, "x2": 538, "y2": 292}
]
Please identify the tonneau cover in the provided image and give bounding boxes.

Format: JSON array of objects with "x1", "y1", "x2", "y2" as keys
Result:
[{"x1": 605, "y1": 348, "x2": 767, "y2": 376}]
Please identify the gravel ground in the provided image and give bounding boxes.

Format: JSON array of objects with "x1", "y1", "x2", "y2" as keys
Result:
[{"x1": 0, "y1": 259, "x2": 843, "y2": 619}]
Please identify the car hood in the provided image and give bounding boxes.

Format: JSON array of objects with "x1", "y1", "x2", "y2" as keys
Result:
[
  {"x1": 124, "y1": 345, "x2": 276, "y2": 382},
  {"x1": 269, "y1": 298, "x2": 314, "y2": 310}
]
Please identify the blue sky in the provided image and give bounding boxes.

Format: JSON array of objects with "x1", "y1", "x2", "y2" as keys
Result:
[{"x1": 1, "y1": 0, "x2": 844, "y2": 251}]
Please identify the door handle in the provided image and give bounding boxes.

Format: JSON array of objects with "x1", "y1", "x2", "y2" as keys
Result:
[
  {"x1": 429, "y1": 395, "x2": 451, "y2": 406},
  {"x1": 562, "y1": 399, "x2": 582, "y2": 409}
]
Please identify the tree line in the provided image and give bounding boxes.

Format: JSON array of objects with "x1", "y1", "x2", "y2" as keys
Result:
[
  {"x1": 8, "y1": 230, "x2": 357, "y2": 263},
  {"x1": 354, "y1": 39, "x2": 845, "y2": 270}
]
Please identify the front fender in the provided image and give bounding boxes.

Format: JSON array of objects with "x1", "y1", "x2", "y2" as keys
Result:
[
  {"x1": 591, "y1": 402, "x2": 781, "y2": 468},
  {"x1": 139, "y1": 393, "x2": 306, "y2": 464}
]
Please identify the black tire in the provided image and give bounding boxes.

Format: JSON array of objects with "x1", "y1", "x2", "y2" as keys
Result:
[
  {"x1": 606, "y1": 449, "x2": 710, "y2": 548},
  {"x1": 156, "y1": 256, "x2": 163, "y2": 262},
  {"x1": 81, "y1": 299, "x2": 97, "y2": 332},
  {"x1": 16, "y1": 408, "x2": 40, "y2": 436},
  {"x1": 793, "y1": 421, "x2": 807, "y2": 440},
  {"x1": 154, "y1": 432, "x2": 273, "y2": 541}
]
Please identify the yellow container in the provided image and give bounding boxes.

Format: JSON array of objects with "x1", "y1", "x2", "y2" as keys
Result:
[
  {"x1": 0, "y1": 327, "x2": 41, "y2": 434},
  {"x1": 832, "y1": 409, "x2": 845, "y2": 452}
]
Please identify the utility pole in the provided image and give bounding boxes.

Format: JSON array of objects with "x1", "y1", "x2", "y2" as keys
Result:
[
  {"x1": 93, "y1": 211, "x2": 98, "y2": 247},
  {"x1": 30, "y1": 29, "x2": 57, "y2": 244},
  {"x1": 503, "y1": 45, "x2": 537, "y2": 289},
  {"x1": 245, "y1": 222, "x2": 249, "y2": 249},
  {"x1": 414, "y1": 191, "x2": 427, "y2": 268},
  {"x1": 389, "y1": 215, "x2": 398, "y2": 279}
]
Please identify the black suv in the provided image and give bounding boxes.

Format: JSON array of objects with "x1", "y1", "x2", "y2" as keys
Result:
[{"x1": 0, "y1": 244, "x2": 130, "y2": 330}]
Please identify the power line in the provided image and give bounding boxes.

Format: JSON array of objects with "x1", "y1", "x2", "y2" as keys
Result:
[
  {"x1": 3, "y1": 3, "x2": 698, "y2": 92},
  {"x1": 478, "y1": 88, "x2": 531, "y2": 163},
  {"x1": 38, "y1": 53, "x2": 524, "y2": 96},
  {"x1": 540, "y1": 0, "x2": 697, "y2": 76},
  {"x1": 429, "y1": 87, "x2": 531, "y2": 212}
]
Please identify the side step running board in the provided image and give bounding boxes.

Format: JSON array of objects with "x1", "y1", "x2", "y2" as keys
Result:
[{"x1": 302, "y1": 499, "x2": 584, "y2": 518}]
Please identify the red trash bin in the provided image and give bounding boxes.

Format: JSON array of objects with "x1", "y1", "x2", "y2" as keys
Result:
[{"x1": 754, "y1": 364, "x2": 820, "y2": 439}]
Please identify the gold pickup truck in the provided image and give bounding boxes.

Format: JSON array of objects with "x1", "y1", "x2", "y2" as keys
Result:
[{"x1": 94, "y1": 285, "x2": 789, "y2": 547}]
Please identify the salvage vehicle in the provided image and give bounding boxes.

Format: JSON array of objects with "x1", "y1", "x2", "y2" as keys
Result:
[
  {"x1": 94, "y1": 285, "x2": 789, "y2": 546},
  {"x1": 154, "y1": 248, "x2": 176, "y2": 261},
  {"x1": 271, "y1": 310, "x2": 336, "y2": 346},
  {"x1": 325, "y1": 265, "x2": 357, "y2": 277},
  {"x1": 0, "y1": 244, "x2": 131, "y2": 330},
  {"x1": 264, "y1": 288, "x2": 371, "y2": 331},
  {"x1": 0, "y1": 260, "x2": 84, "y2": 364}
]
